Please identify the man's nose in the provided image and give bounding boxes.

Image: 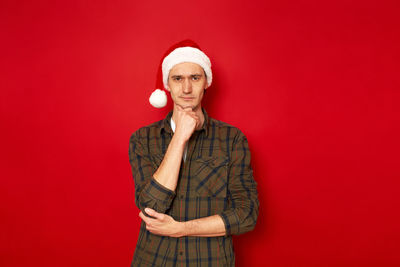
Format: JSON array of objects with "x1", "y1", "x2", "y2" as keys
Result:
[{"x1": 182, "y1": 78, "x2": 192, "y2": 93}]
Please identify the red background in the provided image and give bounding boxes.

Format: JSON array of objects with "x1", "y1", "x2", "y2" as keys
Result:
[{"x1": 1, "y1": 0, "x2": 399, "y2": 266}]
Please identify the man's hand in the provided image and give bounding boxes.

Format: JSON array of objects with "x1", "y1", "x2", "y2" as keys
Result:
[
  {"x1": 173, "y1": 104, "x2": 202, "y2": 142},
  {"x1": 139, "y1": 208, "x2": 185, "y2": 238}
]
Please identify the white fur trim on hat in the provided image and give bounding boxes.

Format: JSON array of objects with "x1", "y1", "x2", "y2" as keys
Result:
[{"x1": 162, "y1": 47, "x2": 212, "y2": 89}]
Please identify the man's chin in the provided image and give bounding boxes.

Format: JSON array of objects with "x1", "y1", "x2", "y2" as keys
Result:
[
  {"x1": 185, "y1": 104, "x2": 201, "y2": 111},
  {"x1": 182, "y1": 105, "x2": 194, "y2": 109},
  {"x1": 176, "y1": 103, "x2": 198, "y2": 110}
]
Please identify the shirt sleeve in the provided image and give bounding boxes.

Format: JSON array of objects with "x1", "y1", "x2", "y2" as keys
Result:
[
  {"x1": 218, "y1": 131, "x2": 259, "y2": 236},
  {"x1": 129, "y1": 130, "x2": 176, "y2": 214}
]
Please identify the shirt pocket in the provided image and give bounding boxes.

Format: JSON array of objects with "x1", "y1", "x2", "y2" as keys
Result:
[{"x1": 192, "y1": 156, "x2": 229, "y2": 198}]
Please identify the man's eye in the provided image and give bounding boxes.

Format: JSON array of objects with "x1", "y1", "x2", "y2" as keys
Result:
[
  {"x1": 192, "y1": 76, "x2": 199, "y2": 81},
  {"x1": 174, "y1": 77, "x2": 181, "y2": 81}
]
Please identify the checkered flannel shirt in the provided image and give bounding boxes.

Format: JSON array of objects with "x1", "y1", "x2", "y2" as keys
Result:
[{"x1": 129, "y1": 108, "x2": 259, "y2": 266}]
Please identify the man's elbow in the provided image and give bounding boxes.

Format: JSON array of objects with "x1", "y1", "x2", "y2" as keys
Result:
[
  {"x1": 137, "y1": 194, "x2": 170, "y2": 214},
  {"x1": 236, "y1": 212, "x2": 259, "y2": 235},
  {"x1": 236, "y1": 198, "x2": 260, "y2": 235},
  {"x1": 135, "y1": 179, "x2": 176, "y2": 214}
]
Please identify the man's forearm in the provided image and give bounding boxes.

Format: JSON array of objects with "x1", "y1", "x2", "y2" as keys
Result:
[
  {"x1": 140, "y1": 208, "x2": 226, "y2": 238},
  {"x1": 153, "y1": 134, "x2": 186, "y2": 191},
  {"x1": 182, "y1": 215, "x2": 226, "y2": 237}
]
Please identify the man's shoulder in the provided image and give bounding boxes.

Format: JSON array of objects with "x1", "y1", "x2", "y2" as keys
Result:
[
  {"x1": 208, "y1": 117, "x2": 247, "y2": 139},
  {"x1": 130, "y1": 119, "x2": 164, "y2": 139}
]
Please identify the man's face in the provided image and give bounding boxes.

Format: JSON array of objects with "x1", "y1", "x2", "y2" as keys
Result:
[{"x1": 166, "y1": 62, "x2": 208, "y2": 110}]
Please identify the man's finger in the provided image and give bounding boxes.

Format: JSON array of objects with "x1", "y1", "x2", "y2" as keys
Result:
[
  {"x1": 139, "y1": 211, "x2": 149, "y2": 223},
  {"x1": 145, "y1": 207, "x2": 163, "y2": 220}
]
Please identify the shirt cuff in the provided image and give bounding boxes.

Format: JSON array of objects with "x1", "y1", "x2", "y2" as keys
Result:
[
  {"x1": 142, "y1": 177, "x2": 176, "y2": 208},
  {"x1": 218, "y1": 210, "x2": 240, "y2": 236}
]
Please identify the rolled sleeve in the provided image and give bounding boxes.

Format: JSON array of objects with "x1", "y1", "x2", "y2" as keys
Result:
[
  {"x1": 219, "y1": 132, "x2": 259, "y2": 236},
  {"x1": 129, "y1": 131, "x2": 175, "y2": 214},
  {"x1": 138, "y1": 177, "x2": 176, "y2": 213}
]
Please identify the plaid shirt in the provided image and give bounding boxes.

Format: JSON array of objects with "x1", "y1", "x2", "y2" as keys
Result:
[{"x1": 129, "y1": 108, "x2": 259, "y2": 266}]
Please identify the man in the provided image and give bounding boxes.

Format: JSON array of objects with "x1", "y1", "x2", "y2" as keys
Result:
[{"x1": 129, "y1": 39, "x2": 259, "y2": 266}]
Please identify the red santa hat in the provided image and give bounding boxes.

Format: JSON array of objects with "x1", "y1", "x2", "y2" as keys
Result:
[{"x1": 149, "y1": 39, "x2": 212, "y2": 108}]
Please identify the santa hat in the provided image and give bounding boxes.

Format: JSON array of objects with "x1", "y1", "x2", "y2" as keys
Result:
[{"x1": 149, "y1": 39, "x2": 212, "y2": 108}]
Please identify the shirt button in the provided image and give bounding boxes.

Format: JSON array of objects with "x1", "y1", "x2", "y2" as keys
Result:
[
  {"x1": 179, "y1": 251, "x2": 183, "y2": 255},
  {"x1": 180, "y1": 194, "x2": 184, "y2": 199}
]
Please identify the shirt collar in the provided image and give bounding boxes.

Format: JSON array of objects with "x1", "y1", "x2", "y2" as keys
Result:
[{"x1": 160, "y1": 107, "x2": 210, "y2": 137}]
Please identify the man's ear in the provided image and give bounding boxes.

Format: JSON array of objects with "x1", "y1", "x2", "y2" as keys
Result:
[{"x1": 165, "y1": 85, "x2": 170, "y2": 92}]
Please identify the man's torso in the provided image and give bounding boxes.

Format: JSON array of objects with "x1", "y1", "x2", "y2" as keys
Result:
[{"x1": 131, "y1": 109, "x2": 243, "y2": 267}]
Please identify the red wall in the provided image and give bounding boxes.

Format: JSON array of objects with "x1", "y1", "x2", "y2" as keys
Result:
[{"x1": 2, "y1": 0, "x2": 399, "y2": 266}]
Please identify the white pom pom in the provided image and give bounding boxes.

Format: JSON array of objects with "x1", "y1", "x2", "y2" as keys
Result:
[{"x1": 149, "y1": 89, "x2": 167, "y2": 108}]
